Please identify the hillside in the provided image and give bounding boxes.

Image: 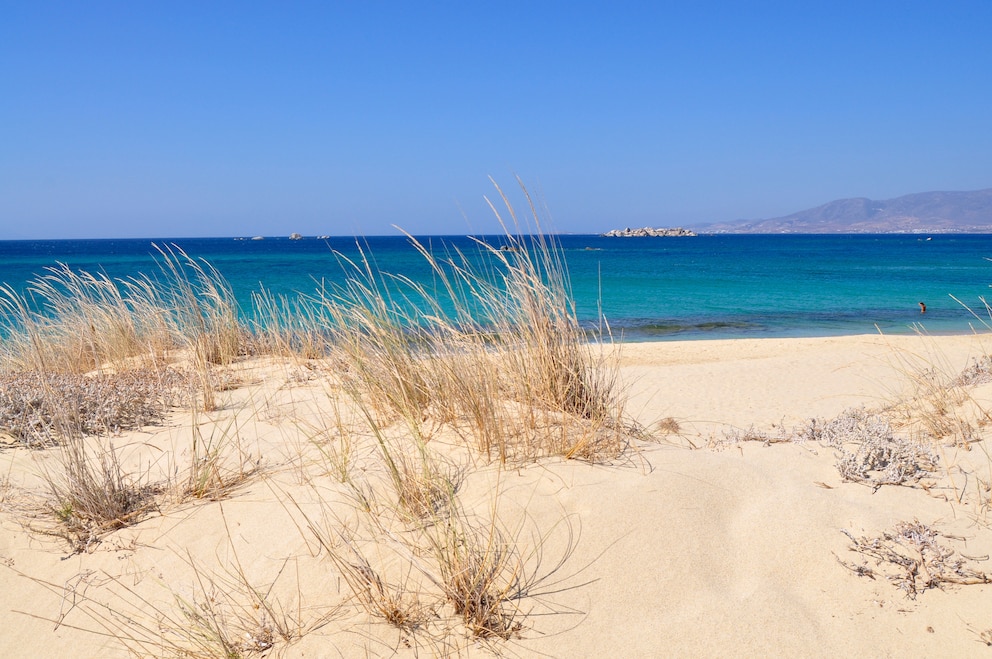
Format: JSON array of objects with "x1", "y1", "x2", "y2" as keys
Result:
[{"x1": 701, "y1": 188, "x2": 992, "y2": 233}]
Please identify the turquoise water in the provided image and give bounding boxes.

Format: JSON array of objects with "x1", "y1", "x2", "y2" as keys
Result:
[{"x1": 2, "y1": 234, "x2": 992, "y2": 340}]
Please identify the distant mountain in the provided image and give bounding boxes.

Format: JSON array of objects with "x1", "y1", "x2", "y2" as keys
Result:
[{"x1": 700, "y1": 188, "x2": 992, "y2": 233}]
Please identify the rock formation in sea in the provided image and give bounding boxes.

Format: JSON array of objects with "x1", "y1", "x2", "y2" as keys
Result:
[{"x1": 601, "y1": 227, "x2": 697, "y2": 237}]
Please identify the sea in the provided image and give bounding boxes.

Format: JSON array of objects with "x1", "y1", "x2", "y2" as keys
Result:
[{"x1": 2, "y1": 233, "x2": 992, "y2": 342}]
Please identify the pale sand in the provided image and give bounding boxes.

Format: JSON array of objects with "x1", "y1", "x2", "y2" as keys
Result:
[{"x1": 2, "y1": 333, "x2": 992, "y2": 657}]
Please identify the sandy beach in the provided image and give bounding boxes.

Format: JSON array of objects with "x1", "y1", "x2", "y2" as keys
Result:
[{"x1": 3, "y1": 332, "x2": 992, "y2": 657}]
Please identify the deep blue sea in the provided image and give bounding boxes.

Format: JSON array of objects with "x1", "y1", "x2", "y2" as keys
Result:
[{"x1": 2, "y1": 234, "x2": 992, "y2": 341}]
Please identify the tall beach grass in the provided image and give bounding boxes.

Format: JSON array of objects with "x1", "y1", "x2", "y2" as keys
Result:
[{"x1": 1, "y1": 181, "x2": 637, "y2": 652}]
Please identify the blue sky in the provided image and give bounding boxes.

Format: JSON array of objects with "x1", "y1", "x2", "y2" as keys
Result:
[{"x1": 2, "y1": 1, "x2": 990, "y2": 239}]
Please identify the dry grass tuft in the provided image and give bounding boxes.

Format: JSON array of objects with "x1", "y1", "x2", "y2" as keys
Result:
[
  {"x1": 330, "y1": 541, "x2": 435, "y2": 633},
  {"x1": 876, "y1": 335, "x2": 992, "y2": 448},
  {"x1": 656, "y1": 416, "x2": 681, "y2": 435},
  {"x1": 838, "y1": 520, "x2": 992, "y2": 598},
  {"x1": 894, "y1": 368, "x2": 981, "y2": 447},
  {"x1": 180, "y1": 413, "x2": 262, "y2": 502},
  {"x1": 424, "y1": 510, "x2": 526, "y2": 640},
  {"x1": 391, "y1": 448, "x2": 463, "y2": 523},
  {"x1": 285, "y1": 488, "x2": 439, "y2": 637},
  {"x1": 39, "y1": 435, "x2": 159, "y2": 553},
  {"x1": 286, "y1": 427, "x2": 570, "y2": 648},
  {"x1": 14, "y1": 550, "x2": 323, "y2": 658}
]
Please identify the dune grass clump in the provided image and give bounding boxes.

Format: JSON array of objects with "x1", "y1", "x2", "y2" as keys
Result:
[
  {"x1": 283, "y1": 404, "x2": 570, "y2": 648},
  {"x1": 0, "y1": 266, "x2": 172, "y2": 375},
  {"x1": 324, "y1": 537, "x2": 434, "y2": 634},
  {"x1": 387, "y1": 445, "x2": 463, "y2": 523},
  {"x1": 894, "y1": 364, "x2": 983, "y2": 447},
  {"x1": 873, "y1": 333, "x2": 992, "y2": 447},
  {"x1": 314, "y1": 182, "x2": 632, "y2": 464},
  {"x1": 0, "y1": 244, "x2": 245, "y2": 415},
  {"x1": 152, "y1": 246, "x2": 244, "y2": 360},
  {"x1": 294, "y1": 479, "x2": 533, "y2": 645},
  {"x1": 250, "y1": 286, "x2": 334, "y2": 360}
]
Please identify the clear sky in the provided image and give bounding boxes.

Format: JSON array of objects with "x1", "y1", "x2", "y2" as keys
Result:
[{"x1": 2, "y1": 1, "x2": 991, "y2": 239}]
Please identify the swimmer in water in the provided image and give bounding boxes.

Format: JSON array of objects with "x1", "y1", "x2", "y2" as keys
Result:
[{"x1": 919, "y1": 302, "x2": 926, "y2": 314}]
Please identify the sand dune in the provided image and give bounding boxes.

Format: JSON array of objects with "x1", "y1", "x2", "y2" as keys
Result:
[{"x1": 2, "y1": 333, "x2": 992, "y2": 657}]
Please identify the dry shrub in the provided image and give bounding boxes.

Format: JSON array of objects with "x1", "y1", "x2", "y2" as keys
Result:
[
  {"x1": 955, "y1": 355, "x2": 992, "y2": 387},
  {"x1": 721, "y1": 408, "x2": 940, "y2": 489},
  {"x1": 835, "y1": 435, "x2": 940, "y2": 489},
  {"x1": 791, "y1": 407, "x2": 938, "y2": 488},
  {"x1": 795, "y1": 407, "x2": 891, "y2": 446},
  {"x1": 0, "y1": 369, "x2": 192, "y2": 446},
  {"x1": 838, "y1": 520, "x2": 992, "y2": 598},
  {"x1": 702, "y1": 406, "x2": 946, "y2": 491},
  {"x1": 717, "y1": 425, "x2": 785, "y2": 447}
]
